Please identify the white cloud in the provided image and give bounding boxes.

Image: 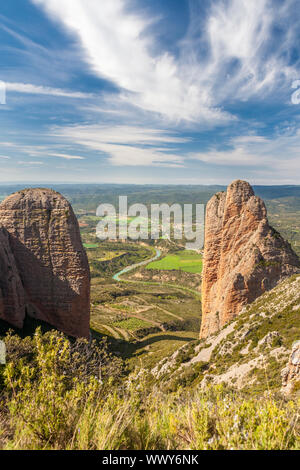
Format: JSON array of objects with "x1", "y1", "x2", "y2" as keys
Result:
[
  {"x1": 5, "y1": 82, "x2": 91, "y2": 99},
  {"x1": 0, "y1": 142, "x2": 18, "y2": 147},
  {"x1": 49, "y1": 153, "x2": 85, "y2": 160},
  {"x1": 190, "y1": 131, "x2": 300, "y2": 179},
  {"x1": 18, "y1": 161, "x2": 44, "y2": 165},
  {"x1": 0, "y1": 156, "x2": 10, "y2": 159},
  {"x1": 0, "y1": 142, "x2": 86, "y2": 162},
  {"x1": 30, "y1": 0, "x2": 229, "y2": 124},
  {"x1": 190, "y1": 147, "x2": 262, "y2": 166},
  {"x1": 31, "y1": 0, "x2": 300, "y2": 125},
  {"x1": 52, "y1": 124, "x2": 188, "y2": 166},
  {"x1": 201, "y1": 0, "x2": 299, "y2": 101}
]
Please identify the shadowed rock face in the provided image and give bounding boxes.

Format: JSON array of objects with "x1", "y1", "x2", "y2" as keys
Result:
[
  {"x1": 0, "y1": 226, "x2": 25, "y2": 329},
  {"x1": 200, "y1": 180, "x2": 300, "y2": 339},
  {"x1": 0, "y1": 188, "x2": 90, "y2": 338}
]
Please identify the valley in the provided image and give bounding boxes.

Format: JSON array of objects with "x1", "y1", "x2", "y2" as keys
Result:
[
  {"x1": 0, "y1": 183, "x2": 299, "y2": 382},
  {"x1": 63, "y1": 183, "x2": 299, "y2": 379},
  {"x1": 86, "y1": 242, "x2": 201, "y2": 371},
  {"x1": 0, "y1": 182, "x2": 299, "y2": 450}
]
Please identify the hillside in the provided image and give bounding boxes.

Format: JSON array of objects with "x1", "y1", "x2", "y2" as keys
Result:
[
  {"x1": 152, "y1": 274, "x2": 300, "y2": 396},
  {"x1": 0, "y1": 184, "x2": 299, "y2": 450}
]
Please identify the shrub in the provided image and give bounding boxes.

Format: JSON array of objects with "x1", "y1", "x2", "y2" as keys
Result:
[{"x1": 0, "y1": 330, "x2": 299, "y2": 450}]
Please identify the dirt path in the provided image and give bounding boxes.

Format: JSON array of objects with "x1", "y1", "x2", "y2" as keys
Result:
[
  {"x1": 95, "y1": 304, "x2": 165, "y2": 335},
  {"x1": 132, "y1": 296, "x2": 184, "y2": 321},
  {"x1": 155, "y1": 305, "x2": 183, "y2": 321},
  {"x1": 99, "y1": 324, "x2": 121, "y2": 339},
  {"x1": 130, "y1": 311, "x2": 166, "y2": 332},
  {"x1": 112, "y1": 326, "x2": 134, "y2": 341},
  {"x1": 191, "y1": 321, "x2": 237, "y2": 363}
]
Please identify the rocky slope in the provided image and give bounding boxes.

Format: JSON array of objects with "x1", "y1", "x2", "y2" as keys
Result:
[
  {"x1": 0, "y1": 188, "x2": 90, "y2": 338},
  {"x1": 281, "y1": 341, "x2": 300, "y2": 396},
  {"x1": 201, "y1": 180, "x2": 300, "y2": 339}
]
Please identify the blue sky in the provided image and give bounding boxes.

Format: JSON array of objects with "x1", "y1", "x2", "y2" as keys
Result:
[{"x1": 0, "y1": 0, "x2": 300, "y2": 184}]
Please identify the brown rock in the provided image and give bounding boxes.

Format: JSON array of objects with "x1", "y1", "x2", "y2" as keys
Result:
[
  {"x1": 0, "y1": 188, "x2": 90, "y2": 338},
  {"x1": 0, "y1": 226, "x2": 25, "y2": 329},
  {"x1": 200, "y1": 180, "x2": 300, "y2": 338},
  {"x1": 281, "y1": 341, "x2": 300, "y2": 395}
]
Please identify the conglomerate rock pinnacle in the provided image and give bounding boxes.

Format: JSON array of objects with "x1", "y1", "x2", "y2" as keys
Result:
[
  {"x1": 200, "y1": 180, "x2": 300, "y2": 339},
  {"x1": 0, "y1": 188, "x2": 90, "y2": 338}
]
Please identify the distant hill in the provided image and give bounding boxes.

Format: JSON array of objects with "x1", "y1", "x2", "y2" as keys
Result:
[{"x1": 1, "y1": 183, "x2": 300, "y2": 211}]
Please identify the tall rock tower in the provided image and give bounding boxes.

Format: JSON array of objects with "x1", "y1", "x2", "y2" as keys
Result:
[
  {"x1": 200, "y1": 180, "x2": 300, "y2": 339},
  {"x1": 0, "y1": 188, "x2": 90, "y2": 338}
]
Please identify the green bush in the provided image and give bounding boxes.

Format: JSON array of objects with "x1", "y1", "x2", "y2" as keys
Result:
[{"x1": 0, "y1": 330, "x2": 299, "y2": 450}]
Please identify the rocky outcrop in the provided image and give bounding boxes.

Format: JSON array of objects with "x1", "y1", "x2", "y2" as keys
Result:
[
  {"x1": 0, "y1": 188, "x2": 90, "y2": 338},
  {"x1": 0, "y1": 226, "x2": 25, "y2": 329},
  {"x1": 200, "y1": 180, "x2": 300, "y2": 339},
  {"x1": 281, "y1": 341, "x2": 300, "y2": 395}
]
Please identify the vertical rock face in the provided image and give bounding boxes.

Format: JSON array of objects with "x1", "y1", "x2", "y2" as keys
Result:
[
  {"x1": 0, "y1": 226, "x2": 25, "y2": 329},
  {"x1": 281, "y1": 341, "x2": 300, "y2": 396},
  {"x1": 200, "y1": 180, "x2": 300, "y2": 339},
  {"x1": 0, "y1": 188, "x2": 90, "y2": 338}
]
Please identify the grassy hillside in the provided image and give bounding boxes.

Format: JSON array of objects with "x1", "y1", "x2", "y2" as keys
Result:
[
  {"x1": 0, "y1": 328, "x2": 298, "y2": 450},
  {"x1": 153, "y1": 275, "x2": 300, "y2": 396},
  {"x1": 0, "y1": 183, "x2": 299, "y2": 450}
]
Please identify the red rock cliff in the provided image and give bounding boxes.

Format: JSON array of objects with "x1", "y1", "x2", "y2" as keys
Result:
[
  {"x1": 0, "y1": 188, "x2": 90, "y2": 338},
  {"x1": 0, "y1": 226, "x2": 25, "y2": 329},
  {"x1": 200, "y1": 180, "x2": 300, "y2": 339}
]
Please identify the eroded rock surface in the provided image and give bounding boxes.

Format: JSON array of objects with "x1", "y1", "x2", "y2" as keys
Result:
[
  {"x1": 0, "y1": 188, "x2": 90, "y2": 338},
  {"x1": 200, "y1": 180, "x2": 300, "y2": 339},
  {"x1": 0, "y1": 226, "x2": 25, "y2": 329},
  {"x1": 281, "y1": 341, "x2": 300, "y2": 395}
]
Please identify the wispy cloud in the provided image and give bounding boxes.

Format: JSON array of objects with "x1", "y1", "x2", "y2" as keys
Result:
[
  {"x1": 5, "y1": 82, "x2": 92, "y2": 99},
  {"x1": 30, "y1": 0, "x2": 229, "y2": 124},
  {"x1": 0, "y1": 142, "x2": 85, "y2": 160},
  {"x1": 32, "y1": 0, "x2": 300, "y2": 125},
  {"x1": 17, "y1": 161, "x2": 44, "y2": 165},
  {"x1": 1, "y1": 0, "x2": 299, "y2": 183},
  {"x1": 190, "y1": 130, "x2": 300, "y2": 180},
  {"x1": 48, "y1": 153, "x2": 85, "y2": 160},
  {"x1": 188, "y1": 0, "x2": 299, "y2": 102},
  {"x1": 51, "y1": 124, "x2": 189, "y2": 166}
]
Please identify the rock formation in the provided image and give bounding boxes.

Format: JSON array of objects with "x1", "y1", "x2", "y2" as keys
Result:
[
  {"x1": 0, "y1": 226, "x2": 25, "y2": 329},
  {"x1": 200, "y1": 180, "x2": 300, "y2": 339},
  {"x1": 0, "y1": 188, "x2": 90, "y2": 338},
  {"x1": 281, "y1": 341, "x2": 300, "y2": 395}
]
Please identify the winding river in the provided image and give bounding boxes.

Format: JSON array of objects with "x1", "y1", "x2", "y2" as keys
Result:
[
  {"x1": 112, "y1": 248, "x2": 161, "y2": 282},
  {"x1": 112, "y1": 247, "x2": 201, "y2": 299}
]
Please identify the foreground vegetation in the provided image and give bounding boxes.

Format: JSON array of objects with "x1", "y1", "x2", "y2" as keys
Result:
[
  {"x1": 146, "y1": 250, "x2": 203, "y2": 274},
  {"x1": 0, "y1": 329, "x2": 299, "y2": 450},
  {"x1": 0, "y1": 184, "x2": 299, "y2": 450}
]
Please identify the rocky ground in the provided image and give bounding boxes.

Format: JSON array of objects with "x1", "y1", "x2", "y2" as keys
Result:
[{"x1": 152, "y1": 274, "x2": 300, "y2": 396}]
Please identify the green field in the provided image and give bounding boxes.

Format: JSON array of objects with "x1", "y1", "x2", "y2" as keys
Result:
[
  {"x1": 113, "y1": 317, "x2": 152, "y2": 331},
  {"x1": 83, "y1": 243, "x2": 99, "y2": 249},
  {"x1": 146, "y1": 250, "x2": 203, "y2": 273}
]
